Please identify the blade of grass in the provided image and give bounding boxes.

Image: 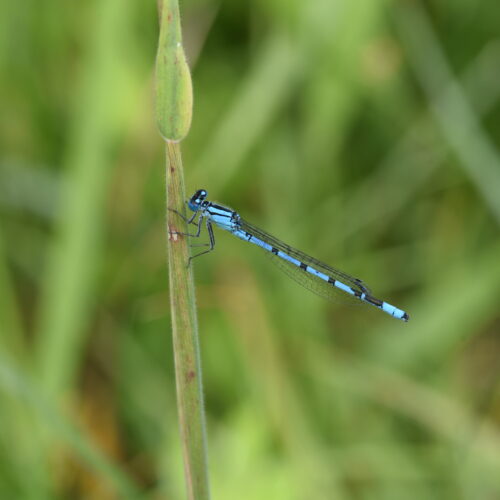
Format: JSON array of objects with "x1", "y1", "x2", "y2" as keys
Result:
[
  {"x1": 314, "y1": 40, "x2": 500, "y2": 252},
  {"x1": 191, "y1": 33, "x2": 299, "y2": 190},
  {"x1": 31, "y1": 0, "x2": 134, "y2": 494},
  {"x1": 0, "y1": 231, "x2": 47, "y2": 499},
  {"x1": 394, "y1": 2, "x2": 500, "y2": 224},
  {"x1": 301, "y1": 0, "x2": 389, "y2": 181},
  {"x1": 314, "y1": 351, "x2": 500, "y2": 472},
  {"x1": 0, "y1": 350, "x2": 144, "y2": 499},
  {"x1": 0, "y1": 229, "x2": 25, "y2": 356},
  {"x1": 364, "y1": 240, "x2": 500, "y2": 371},
  {"x1": 36, "y1": 0, "x2": 132, "y2": 397}
]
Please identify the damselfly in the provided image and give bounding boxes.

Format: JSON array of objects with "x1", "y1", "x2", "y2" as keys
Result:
[{"x1": 171, "y1": 189, "x2": 409, "y2": 322}]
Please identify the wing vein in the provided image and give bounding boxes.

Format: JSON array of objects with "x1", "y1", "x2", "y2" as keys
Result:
[{"x1": 238, "y1": 218, "x2": 371, "y2": 295}]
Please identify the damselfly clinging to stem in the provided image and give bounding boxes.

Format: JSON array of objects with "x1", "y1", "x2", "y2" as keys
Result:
[{"x1": 170, "y1": 189, "x2": 410, "y2": 322}]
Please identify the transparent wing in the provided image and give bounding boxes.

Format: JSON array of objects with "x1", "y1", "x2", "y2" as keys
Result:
[{"x1": 239, "y1": 218, "x2": 371, "y2": 305}]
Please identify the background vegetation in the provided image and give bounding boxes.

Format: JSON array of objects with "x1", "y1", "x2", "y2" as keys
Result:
[{"x1": 1, "y1": 0, "x2": 500, "y2": 498}]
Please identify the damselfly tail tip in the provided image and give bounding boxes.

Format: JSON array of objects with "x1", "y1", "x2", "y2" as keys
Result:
[{"x1": 402, "y1": 312, "x2": 410, "y2": 322}]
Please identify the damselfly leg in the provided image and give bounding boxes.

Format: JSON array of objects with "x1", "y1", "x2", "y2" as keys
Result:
[
  {"x1": 168, "y1": 208, "x2": 217, "y2": 265},
  {"x1": 188, "y1": 218, "x2": 216, "y2": 264}
]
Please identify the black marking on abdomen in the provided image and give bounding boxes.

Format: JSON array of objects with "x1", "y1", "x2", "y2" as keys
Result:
[
  {"x1": 271, "y1": 247, "x2": 278, "y2": 255},
  {"x1": 364, "y1": 295, "x2": 383, "y2": 307},
  {"x1": 246, "y1": 232, "x2": 252, "y2": 241},
  {"x1": 300, "y1": 262, "x2": 307, "y2": 270},
  {"x1": 328, "y1": 277, "x2": 336, "y2": 285}
]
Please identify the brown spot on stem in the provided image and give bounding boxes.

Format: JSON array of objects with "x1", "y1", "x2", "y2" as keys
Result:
[
  {"x1": 186, "y1": 370, "x2": 196, "y2": 383},
  {"x1": 168, "y1": 227, "x2": 180, "y2": 241}
]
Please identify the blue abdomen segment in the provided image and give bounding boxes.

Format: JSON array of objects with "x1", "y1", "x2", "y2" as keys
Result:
[{"x1": 380, "y1": 302, "x2": 409, "y2": 321}]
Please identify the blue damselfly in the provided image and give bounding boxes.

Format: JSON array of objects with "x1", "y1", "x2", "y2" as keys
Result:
[{"x1": 171, "y1": 189, "x2": 409, "y2": 321}]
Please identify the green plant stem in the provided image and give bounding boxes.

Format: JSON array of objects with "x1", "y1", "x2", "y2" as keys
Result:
[{"x1": 166, "y1": 141, "x2": 210, "y2": 500}]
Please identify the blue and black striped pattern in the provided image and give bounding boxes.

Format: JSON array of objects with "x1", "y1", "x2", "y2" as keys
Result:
[{"x1": 181, "y1": 189, "x2": 409, "y2": 322}]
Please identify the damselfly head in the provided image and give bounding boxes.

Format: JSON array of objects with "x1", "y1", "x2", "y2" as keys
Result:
[{"x1": 188, "y1": 189, "x2": 208, "y2": 211}]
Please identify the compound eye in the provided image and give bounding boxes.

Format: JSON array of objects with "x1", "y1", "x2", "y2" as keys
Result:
[
  {"x1": 196, "y1": 189, "x2": 207, "y2": 202},
  {"x1": 188, "y1": 189, "x2": 207, "y2": 211}
]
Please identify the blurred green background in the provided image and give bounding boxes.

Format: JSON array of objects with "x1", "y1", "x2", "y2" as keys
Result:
[{"x1": 2, "y1": 0, "x2": 500, "y2": 498}]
